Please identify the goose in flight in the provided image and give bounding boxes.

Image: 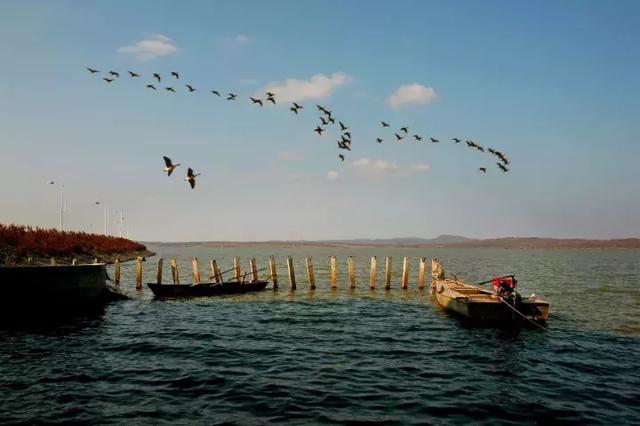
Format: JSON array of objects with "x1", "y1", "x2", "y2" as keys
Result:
[
  {"x1": 290, "y1": 106, "x2": 300, "y2": 114},
  {"x1": 413, "y1": 135, "x2": 422, "y2": 142},
  {"x1": 210, "y1": 90, "x2": 221, "y2": 96},
  {"x1": 109, "y1": 71, "x2": 120, "y2": 78},
  {"x1": 497, "y1": 163, "x2": 509, "y2": 172},
  {"x1": 376, "y1": 138, "x2": 383, "y2": 143},
  {"x1": 339, "y1": 122, "x2": 348, "y2": 131},
  {"x1": 314, "y1": 126, "x2": 325, "y2": 135},
  {"x1": 430, "y1": 137, "x2": 439, "y2": 143},
  {"x1": 343, "y1": 131, "x2": 351, "y2": 139},
  {"x1": 227, "y1": 93, "x2": 237, "y2": 100},
  {"x1": 266, "y1": 92, "x2": 276, "y2": 98},
  {"x1": 153, "y1": 73, "x2": 161, "y2": 82},
  {"x1": 103, "y1": 77, "x2": 114, "y2": 83},
  {"x1": 171, "y1": 71, "x2": 180, "y2": 79},
  {"x1": 165, "y1": 87, "x2": 176, "y2": 92},
  {"x1": 250, "y1": 97, "x2": 263, "y2": 106},
  {"x1": 163, "y1": 156, "x2": 180, "y2": 176},
  {"x1": 395, "y1": 133, "x2": 404, "y2": 141},
  {"x1": 266, "y1": 97, "x2": 276, "y2": 104},
  {"x1": 400, "y1": 127, "x2": 409, "y2": 134},
  {"x1": 479, "y1": 167, "x2": 487, "y2": 173},
  {"x1": 452, "y1": 138, "x2": 461, "y2": 143},
  {"x1": 320, "y1": 117, "x2": 329, "y2": 126},
  {"x1": 186, "y1": 84, "x2": 196, "y2": 92},
  {"x1": 185, "y1": 168, "x2": 200, "y2": 189},
  {"x1": 316, "y1": 105, "x2": 329, "y2": 115},
  {"x1": 339, "y1": 154, "x2": 345, "y2": 162},
  {"x1": 381, "y1": 121, "x2": 390, "y2": 127},
  {"x1": 128, "y1": 71, "x2": 140, "y2": 77},
  {"x1": 86, "y1": 67, "x2": 100, "y2": 74},
  {"x1": 293, "y1": 102, "x2": 303, "y2": 110},
  {"x1": 146, "y1": 84, "x2": 157, "y2": 90}
]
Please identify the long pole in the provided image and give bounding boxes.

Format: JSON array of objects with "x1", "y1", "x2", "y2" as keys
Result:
[
  {"x1": 104, "y1": 206, "x2": 108, "y2": 235},
  {"x1": 59, "y1": 185, "x2": 64, "y2": 231}
]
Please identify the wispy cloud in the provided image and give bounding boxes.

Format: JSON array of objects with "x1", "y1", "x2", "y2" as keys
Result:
[
  {"x1": 352, "y1": 158, "x2": 429, "y2": 177},
  {"x1": 326, "y1": 170, "x2": 340, "y2": 181},
  {"x1": 260, "y1": 72, "x2": 350, "y2": 103},
  {"x1": 117, "y1": 34, "x2": 178, "y2": 62},
  {"x1": 278, "y1": 151, "x2": 304, "y2": 161},
  {"x1": 216, "y1": 34, "x2": 251, "y2": 48},
  {"x1": 387, "y1": 83, "x2": 438, "y2": 109}
]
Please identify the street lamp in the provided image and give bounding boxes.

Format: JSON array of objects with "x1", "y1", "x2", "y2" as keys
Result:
[{"x1": 47, "y1": 181, "x2": 65, "y2": 231}]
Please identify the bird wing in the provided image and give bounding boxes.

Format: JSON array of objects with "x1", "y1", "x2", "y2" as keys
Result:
[
  {"x1": 189, "y1": 179, "x2": 195, "y2": 189},
  {"x1": 163, "y1": 156, "x2": 173, "y2": 167}
]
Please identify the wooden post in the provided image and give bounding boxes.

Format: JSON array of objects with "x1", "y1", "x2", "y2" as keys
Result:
[
  {"x1": 269, "y1": 256, "x2": 278, "y2": 288},
  {"x1": 347, "y1": 256, "x2": 356, "y2": 289},
  {"x1": 250, "y1": 258, "x2": 258, "y2": 282},
  {"x1": 156, "y1": 258, "x2": 163, "y2": 284},
  {"x1": 50, "y1": 257, "x2": 56, "y2": 266},
  {"x1": 305, "y1": 257, "x2": 315, "y2": 289},
  {"x1": 233, "y1": 257, "x2": 241, "y2": 282},
  {"x1": 71, "y1": 258, "x2": 77, "y2": 266},
  {"x1": 418, "y1": 257, "x2": 426, "y2": 289},
  {"x1": 210, "y1": 259, "x2": 221, "y2": 283},
  {"x1": 369, "y1": 256, "x2": 377, "y2": 289},
  {"x1": 170, "y1": 258, "x2": 180, "y2": 284},
  {"x1": 135, "y1": 256, "x2": 143, "y2": 290},
  {"x1": 114, "y1": 257, "x2": 121, "y2": 284},
  {"x1": 384, "y1": 256, "x2": 392, "y2": 290},
  {"x1": 191, "y1": 258, "x2": 201, "y2": 283},
  {"x1": 401, "y1": 256, "x2": 409, "y2": 290},
  {"x1": 287, "y1": 256, "x2": 296, "y2": 290},
  {"x1": 330, "y1": 256, "x2": 337, "y2": 288}
]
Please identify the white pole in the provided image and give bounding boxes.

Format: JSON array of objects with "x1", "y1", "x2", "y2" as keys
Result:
[
  {"x1": 104, "y1": 206, "x2": 108, "y2": 235},
  {"x1": 59, "y1": 185, "x2": 64, "y2": 231}
]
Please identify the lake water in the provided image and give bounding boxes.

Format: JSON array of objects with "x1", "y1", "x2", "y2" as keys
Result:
[{"x1": 1, "y1": 245, "x2": 639, "y2": 424}]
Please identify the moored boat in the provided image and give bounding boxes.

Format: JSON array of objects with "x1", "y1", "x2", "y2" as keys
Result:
[
  {"x1": 430, "y1": 259, "x2": 549, "y2": 323},
  {"x1": 147, "y1": 280, "x2": 268, "y2": 297}
]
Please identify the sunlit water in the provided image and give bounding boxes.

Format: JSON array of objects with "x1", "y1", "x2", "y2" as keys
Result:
[{"x1": 1, "y1": 245, "x2": 639, "y2": 424}]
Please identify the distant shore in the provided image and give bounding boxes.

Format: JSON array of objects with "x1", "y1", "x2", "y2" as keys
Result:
[{"x1": 146, "y1": 236, "x2": 640, "y2": 250}]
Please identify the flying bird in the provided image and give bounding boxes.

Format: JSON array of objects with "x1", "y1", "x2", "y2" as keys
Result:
[
  {"x1": 316, "y1": 105, "x2": 330, "y2": 115},
  {"x1": 266, "y1": 97, "x2": 276, "y2": 104},
  {"x1": 400, "y1": 127, "x2": 409, "y2": 134},
  {"x1": 340, "y1": 135, "x2": 351, "y2": 145},
  {"x1": 293, "y1": 102, "x2": 303, "y2": 110},
  {"x1": 165, "y1": 87, "x2": 175, "y2": 92},
  {"x1": 327, "y1": 117, "x2": 335, "y2": 124},
  {"x1": 479, "y1": 167, "x2": 487, "y2": 173},
  {"x1": 266, "y1": 92, "x2": 276, "y2": 98},
  {"x1": 395, "y1": 133, "x2": 404, "y2": 141},
  {"x1": 320, "y1": 117, "x2": 329, "y2": 125},
  {"x1": 465, "y1": 140, "x2": 475, "y2": 147},
  {"x1": 381, "y1": 121, "x2": 390, "y2": 127},
  {"x1": 227, "y1": 93, "x2": 237, "y2": 100},
  {"x1": 163, "y1": 156, "x2": 180, "y2": 176},
  {"x1": 343, "y1": 132, "x2": 351, "y2": 139},
  {"x1": 339, "y1": 122, "x2": 348, "y2": 131},
  {"x1": 171, "y1": 71, "x2": 180, "y2": 79},
  {"x1": 337, "y1": 141, "x2": 351, "y2": 151},
  {"x1": 376, "y1": 138, "x2": 383, "y2": 143},
  {"x1": 86, "y1": 67, "x2": 100, "y2": 74},
  {"x1": 146, "y1": 84, "x2": 157, "y2": 90},
  {"x1": 103, "y1": 77, "x2": 114, "y2": 83},
  {"x1": 413, "y1": 135, "x2": 422, "y2": 142},
  {"x1": 474, "y1": 145, "x2": 485, "y2": 152},
  {"x1": 497, "y1": 163, "x2": 509, "y2": 172},
  {"x1": 128, "y1": 71, "x2": 140, "y2": 77},
  {"x1": 185, "y1": 168, "x2": 200, "y2": 189},
  {"x1": 339, "y1": 154, "x2": 345, "y2": 162},
  {"x1": 430, "y1": 137, "x2": 440, "y2": 143},
  {"x1": 452, "y1": 138, "x2": 461, "y2": 143},
  {"x1": 186, "y1": 84, "x2": 196, "y2": 92},
  {"x1": 153, "y1": 73, "x2": 161, "y2": 82},
  {"x1": 210, "y1": 90, "x2": 221, "y2": 96},
  {"x1": 250, "y1": 97, "x2": 263, "y2": 106},
  {"x1": 290, "y1": 106, "x2": 299, "y2": 114},
  {"x1": 314, "y1": 126, "x2": 325, "y2": 135},
  {"x1": 109, "y1": 71, "x2": 120, "y2": 78}
]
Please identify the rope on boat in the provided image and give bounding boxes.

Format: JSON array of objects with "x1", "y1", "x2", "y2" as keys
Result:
[{"x1": 496, "y1": 295, "x2": 549, "y2": 332}]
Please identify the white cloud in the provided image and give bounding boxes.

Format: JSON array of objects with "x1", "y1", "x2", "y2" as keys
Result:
[
  {"x1": 117, "y1": 34, "x2": 178, "y2": 62},
  {"x1": 387, "y1": 83, "x2": 438, "y2": 109},
  {"x1": 326, "y1": 171, "x2": 340, "y2": 181},
  {"x1": 260, "y1": 72, "x2": 350, "y2": 103},
  {"x1": 352, "y1": 158, "x2": 429, "y2": 177},
  {"x1": 216, "y1": 34, "x2": 251, "y2": 48},
  {"x1": 278, "y1": 151, "x2": 304, "y2": 161}
]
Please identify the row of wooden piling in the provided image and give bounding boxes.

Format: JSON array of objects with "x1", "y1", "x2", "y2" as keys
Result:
[{"x1": 128, "y1": 255, "x2": 428, "y2": 291}]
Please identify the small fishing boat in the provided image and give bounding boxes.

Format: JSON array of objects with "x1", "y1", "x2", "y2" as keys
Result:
[
  {"x1": 147, "y1": 280, "x2": 268, "y2": 297},
  {"x1": 430, "y1": 259, "x2": 549, "y2": 323}
]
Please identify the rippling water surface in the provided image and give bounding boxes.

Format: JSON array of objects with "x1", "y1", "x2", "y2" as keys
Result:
[{"x1": 1, "y1": 246, "x2": 639, "y2": 424}]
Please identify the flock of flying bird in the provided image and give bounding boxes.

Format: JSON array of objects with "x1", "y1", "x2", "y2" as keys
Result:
[{"x1": 87, "y1": 66, "x2": 510, "y2": 189}]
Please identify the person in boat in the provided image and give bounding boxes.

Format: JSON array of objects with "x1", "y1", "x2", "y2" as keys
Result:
[{"x1": 492, "y1": 276, "x2": 517, "y2": 299}]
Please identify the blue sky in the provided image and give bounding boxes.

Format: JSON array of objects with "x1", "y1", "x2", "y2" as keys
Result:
[{"x1": 1, "y1": 0, "x2": 639, "y2": 241}]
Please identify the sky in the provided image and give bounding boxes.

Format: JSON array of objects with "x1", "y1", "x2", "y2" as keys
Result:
[{"x1": 1, "y1": 0, "x2": 639, "y2": 241}]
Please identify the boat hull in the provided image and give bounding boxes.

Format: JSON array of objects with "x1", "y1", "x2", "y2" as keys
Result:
[{"x1": 147, "y1": 280, "x2": 268, "y2": 297}]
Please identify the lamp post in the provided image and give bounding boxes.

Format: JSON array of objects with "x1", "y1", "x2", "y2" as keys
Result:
[{"x1": 47, "y1": 181, "x2": 65, "y2": 231}]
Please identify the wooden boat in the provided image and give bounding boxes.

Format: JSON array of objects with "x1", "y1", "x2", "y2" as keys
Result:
[
  {"x1": 430, "y1": 259, "x2": 549, "y2": 323},
  {"x1": 147, "y1": 280, "x2": 268, "y2": 297}
]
